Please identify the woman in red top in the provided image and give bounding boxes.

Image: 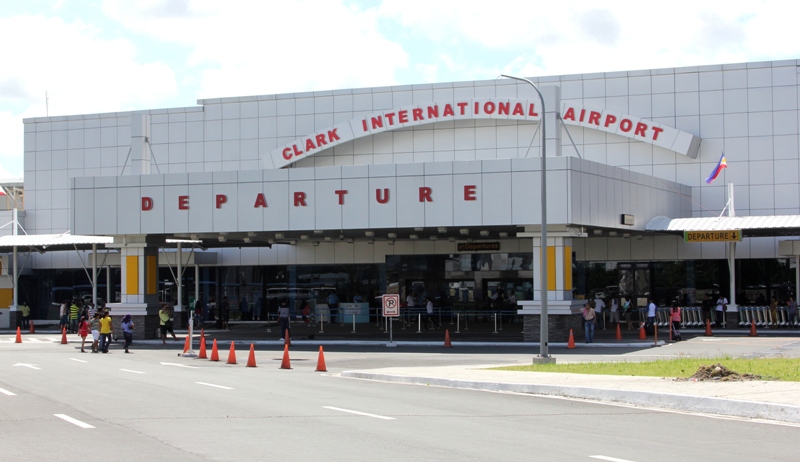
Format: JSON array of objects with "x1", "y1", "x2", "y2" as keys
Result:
[
  {"x1": 78, "y1": 315, "x2": 90, "y2": 353},
  {"x1": 670, "y1": 300, "x2": 682, "y2": 341}
]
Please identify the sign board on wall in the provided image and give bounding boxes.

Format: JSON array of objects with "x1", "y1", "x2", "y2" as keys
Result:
[
  {"x1": 457, "y1": 242, "x2": 500, "y2": 252},
  {"x1": 683, "y1": 230, "x2": 743, "y2": 243}
]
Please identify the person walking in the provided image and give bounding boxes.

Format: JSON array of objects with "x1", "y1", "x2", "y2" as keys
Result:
[
  {"x1": 769, "y1": 296, "x2": 779, "y2": 328},
  {"x1": 19, "y1": 301, "x2": 30, "y2": 330},
  {"x1": 78, "y1": 315, "x2": 89, "y2": 353},
  {"x1": 623, "y1": 297, "x2": 634, "y2": 330},
  {"x1": 59, "y1": 300, "x2": 69, "y2": 333},
  {"x1": 69, "y1": 300, "x2": 80, "y2": 334},
  {"x1": 609, "y1": 297, "x2": 620, "y2": 327},
  {"x1": 424, "y1": 297, "x2": 439, "y2": 330},
  {"x1": 788, "y1": 296, "x2": 798, "y2": 328},
  {"x1": 647, "y1": 298, "x2": 657, "y2": 326},
  {"x1": 277, "y1": 300, "x2": 290, "y2": 340},
  {"x1": 582, "y1": 301, "x2": 596, "y2": 343},
  {"x1": 98, "y1": 311, "x2": 113, "y2": 353},
  {"x1": 670, "y1": 300, "x2": 682, "y2": 341},
  {"x1": 121, "y1": 314, "x2": 134, "y2": 353},
  {"x1": 327, "y1": 291, "x2": 339, "y2": 325},
  {"x1": 89, "y1": 312, "x2": 101, "y2": 353},
  {"x1": 715, "y1": 294, "x2": 728, "y2": 328},
  {"x1": 159, "y1": 305, "x2": 176, "y2": 344}
]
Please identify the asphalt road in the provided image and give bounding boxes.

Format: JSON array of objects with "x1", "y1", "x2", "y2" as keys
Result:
[{"x1": 1, "y1": 336, "x2": 798, "y2": 462}]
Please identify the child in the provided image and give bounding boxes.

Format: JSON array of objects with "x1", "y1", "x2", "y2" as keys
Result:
[{"x1": 78, "y1": 315, "x2": 89, "y2": 353}]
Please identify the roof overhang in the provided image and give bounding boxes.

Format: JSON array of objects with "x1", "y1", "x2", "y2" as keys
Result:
[{"x1": 646, "y1": 215, "x2": 800, "y2": 238}]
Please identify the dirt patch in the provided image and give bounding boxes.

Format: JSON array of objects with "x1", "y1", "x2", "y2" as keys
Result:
[{"x1": 677, "y1": 363, "x2": 763, "y2": 382}]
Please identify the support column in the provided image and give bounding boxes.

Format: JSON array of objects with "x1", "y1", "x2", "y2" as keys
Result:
[
  {"x1": 517, "y1": 231, "x2": 586, "y2": 342},
  {"x1": 106, "y1": 236, "x2": 162, "y2": 339}
]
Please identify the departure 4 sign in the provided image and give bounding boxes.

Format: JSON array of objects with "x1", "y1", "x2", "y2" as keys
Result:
[{"x1": 684, "y1": 230, "x2": 743, "y2": 243}]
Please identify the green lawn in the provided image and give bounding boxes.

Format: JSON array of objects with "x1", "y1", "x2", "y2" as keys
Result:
[{"x1": 493, "y1": 357, "x2": 800, "y2": 381}]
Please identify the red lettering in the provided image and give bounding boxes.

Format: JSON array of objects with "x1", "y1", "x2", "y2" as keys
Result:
[
  {"x1": 498, "y1": 102, "x2": 509, "y2": 115},
  {"x1": 443, "y1": 104, "x2": 455, "y2": 117},
  {"x1": 361, "y1": 119, "x2": 368, "y2": 132},
  {"x1": 427, "y1": 105, "x2": 439, "y2": 118},
  {"x1": 512, "y1": 103, "x2": 525, "y2": 116},
  {"x1": 484, "y1": 101, "x2": 496, "y2": 114},
  {"x1": 588, "y1": 111, "x2": 601, "y2": 125},
  {"x1": 141, "y1": 197, "x2": 153, "y2": 211},
  {"x1": 327, "y1": 128, "x2": 340, "y2": 142},
  {"x1": 371, "y1": 116, "x2": 383, "y2": 129},
  {"x1": 334, "y1": 189, "x2": 347, "y2": 205},
  {"x1": 254, "y1": 193, "x2": 267, "y2": 208},
  {"x1": 292, "y1": 144, "x2": 303, "y2": 157},
  {"x1": 604, "y1": 114, "x2": 617, "y2": 127},
  {"x1": 412, "y1": 108, "x2": 423, "y2": 121},
  {"x1": 419, "y1": 187, "x2": 432, "y2": 202},
  {"x1": 215, "y1": 194, "x2": 227, "y2": 209},
  {"x1": 456, "y1": 102, "x2": 467, "y2": 115},
  {"x1": 305, "y1": 138, "x2": 316, "y2": 152},
  {"x1": 474, "y1": 102, "x2": 480, "y2": 114},
  {"x1": 178, "y1": 195, "x2": 189, "y2": 210},
  {"x1": 652, "y1": 126, "x2": 664, "y2": 140},
  {"x1": 563, "y1": 107, "x2": 575, "y2": 121},
  {"x1": 282, "y1": 147, "x2": 292, "y2": 160},
  {"x1": 464, "y1": 185, "x2": 477, "y2": 201},
  {"x1": 294, "y1": 192, "x2": 307, "y2": 207},
  {"x1": 315, "y1": 133, "x2": 327, "y2": 147},
  {"x1": 634, "y1": 122, "x2": 648, "y2": 137},
  {"x1": 579, "y1": 109, "x2": 586, "y2": 122},
  {"x1": 619, "y1": 119, "x2": 633, "y2": 132},
  {"x1": 398, "y1": 110, "x2": 408, "y2": 123},
  {"x1": 376, "y1": 188, "x2": 390, "y2": 204},
  {"x1": 528, "y1": 104, "x2": 539, "y2": 117},
  {"x1": 385, "y1": 112, "x2": 395, "y2": 125}
]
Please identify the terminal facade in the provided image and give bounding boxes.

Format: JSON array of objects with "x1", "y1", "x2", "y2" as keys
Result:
[{"x1": 3, "y1": 58, "x2": 800, "y2": 339}]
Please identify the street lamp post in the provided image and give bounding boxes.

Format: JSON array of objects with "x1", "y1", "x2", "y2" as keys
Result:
[{"x1": 500, "y1": 74, "x2": 551, "y2": 361}]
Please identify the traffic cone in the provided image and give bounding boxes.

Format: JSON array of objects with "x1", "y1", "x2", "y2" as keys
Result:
[
  {"x1": 615, "y1": 323, "x2": 622, "y2": 340},
  {"x1": 15, "y1": 327, "x2": 22, "y2": 343},
  {"x1": 443, "y1": 329, "x2": 452, "y2": 348},
  {"x1": 29, "y1": 321, "x2": 35, "y2": 334},
  {"x1": 315, "y1": 346, "x2": 327, "y2": 372},
  {"x1": 200, "y1": 328, "x2": 205, "y2": 339},
  {"x1": 227, "y1": 342, "x2": 237, "y2": 365},
  {"x1": 183, "y1": 335, "x2": 190, "y2": 353},
  {"x1": 209, "y1": 339, "x2": 220, "y2": 362},
  {"x1": 61, "y1": 327, "x2": 68, "y2": 344},
  {"x1": 284, "y1": 332, "x2": 291, "y2": 347},
  {"x1": 638, "y1": 324, "x2": 646, "y2": 340},
  {"x1": 749, "y1": 320, "x2": 758, "y2": 337},
  {"x1": 246, "y1": 344, "x2": 257, "y2": 367},
  {"x1": 280, "y1": 344, "x2": 292, "y2": 369},
  {"x1": 567, "y1": 329, "x2": 575, "y2": 349},
  {"x1": 197, "y1": 336, "x2": 207, "y2": 359},
  {"x1": 705, "y1": 319, "x2": 713, "y2": 336}
]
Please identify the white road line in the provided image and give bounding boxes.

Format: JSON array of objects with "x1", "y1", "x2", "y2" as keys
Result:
[
  {"x1": 120, "y1": 369, "x2": 145, "y2": 374},
  {"x1": 195, "y1": 382, "x2": 234, "y2": 390},
  {"x1": 161, "y1": 362, "x2": 199, "y2": 369},
  {"x1": 590, "y1": 456, "x2": 637, "y2": 462},
  {"x1": 0, "y1": 387, "x2": 16, "y2": 396},
  {"x1": 13, "y1": 363, "x2": 40, "y2": 370},
  {"x1": 70, "y1": 358, "x2": 88, "y2": 363},
  {"x1": 323, "y1": 406, "x2": 395, "y2": 420},
  {"x1": 54, "y1": 414, "x2": 94, "y2": 429}
]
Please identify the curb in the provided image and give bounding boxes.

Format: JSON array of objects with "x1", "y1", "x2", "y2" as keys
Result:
[{"x1": 340, "y1": 371, "x2": 800, "y2": 424}]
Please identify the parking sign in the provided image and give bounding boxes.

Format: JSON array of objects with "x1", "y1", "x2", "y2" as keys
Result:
[{"x1": 382, "y1": 294, "x2": 400, "y2": 317}]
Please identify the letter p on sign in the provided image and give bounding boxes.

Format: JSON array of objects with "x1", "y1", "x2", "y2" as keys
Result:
[{"x1": 382, "y1": 294, "x2": 400, "y2": 317}]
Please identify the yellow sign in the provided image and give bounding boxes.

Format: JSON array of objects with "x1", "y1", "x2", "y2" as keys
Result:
[{"x1": 684, "y1": 230, "x2": 743, "y2": 243}]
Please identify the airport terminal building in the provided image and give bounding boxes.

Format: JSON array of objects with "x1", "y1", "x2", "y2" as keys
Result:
[{"x1": 3, "y1": 58, "x2": 800, "y2": 339}]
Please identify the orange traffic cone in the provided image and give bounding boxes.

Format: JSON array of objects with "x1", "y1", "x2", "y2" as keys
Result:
[
  {"x1": 567, "y1": 329, "x2": 575, "y2": 349},
  {"x1": 705, "y1": 319, "x2": 713, "y2": 336},
  {"x1": 444, "y1": 329, "x2": 452, "y2": 348},
  {"x1": 246, "y1": 344, "x2": 257, "y2": 367},
  {"x1": 227, "y1": 342, "x2": 237, "y2": 365},
  {"x1": 183, "y1": 335, "x2": 190, "y2": 353},
  {"x1": 209, "y1": 339, "x2": 220, "y2": 361},
  {"x1": 638, "y1": 324, "x2": 646, "y2": 340},
  {"x1": 200, "y1": 328, "x2": 205, "y2": 339},
  {"x1": 29, "y1": 321, "x2": 35, "y2": 334},
  {"x1": 198, "y1": 336, "x2": 207, "y2": 359},
  {"x1": 280, "y1": 344, "x2": 292, "y2": 369},
  {"x1": 61, "y1": 327, "x2": 68, "y2": 344},
  {"x1": 315, "y1": 346, "x2": 327, "y2": 372},
  {"x1": 15, "y1": 327, "x2": 22, "y2": 343},
  {"x1": 615, "y1": 323, "x2": 622, "y2": 340},
  {"x1": 749, "y1": 320, "x2": 758, "y2": 337},
  {"x1": 284, "y1": 332, "x2": 291, "y2": 347}
]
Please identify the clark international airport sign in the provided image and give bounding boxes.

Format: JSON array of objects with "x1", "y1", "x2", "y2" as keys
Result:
[{"x1": 684, "y1": 230, "x2": 743, "y2": 243}]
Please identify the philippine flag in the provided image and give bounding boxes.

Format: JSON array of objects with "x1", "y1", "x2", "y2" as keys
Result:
[{"x1": 705, "y1": 153, "x2": 727, "y2": 184}]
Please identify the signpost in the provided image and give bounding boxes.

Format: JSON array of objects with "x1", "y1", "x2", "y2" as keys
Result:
[
  {"x1": 382, "y1": 294, "x2": 400, "y2": 347},
  {"x1": 684, "y1": 230, "x2": 743, "y2": 243}
]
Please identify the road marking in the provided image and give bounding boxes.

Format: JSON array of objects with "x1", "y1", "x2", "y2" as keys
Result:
[
  {"x1": 0, "y1": 387, "x2": 16, "y2": 396},
  {"x1": 323, "y1": 406, "x2": 395, "y2": 420},
  {"x1": 161, "y1": 362, "x2": 199, "y2": 369},
  {"x1": 70, "y1": 358, "x2": 88, "y2": 363},
  {"x1": 13, "y1": 363, "x2": 41, "y2": 370},
  {"x1": 195, "y1": 382, "x2": 233, "y2": 390},
  {"x1": 120, "y1": 369, "x2": 145, "y2": 374},
  {"x1": 590, "y1": 456, "x2": 637, "y2": 462},
  {"x1": 54, "y1": 414, "x2": 94, "y2": 429}
]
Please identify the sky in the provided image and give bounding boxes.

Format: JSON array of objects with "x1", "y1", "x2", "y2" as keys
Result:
[{"x1": 1, "y1": 0, "x2": 797, "y2": 179}]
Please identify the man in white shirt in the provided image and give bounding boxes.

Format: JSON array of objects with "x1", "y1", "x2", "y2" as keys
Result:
[
  {"x1": 594, "y1": 295, "x2": 606, "y2": 329},
  {"x1": 647, "y1": 298, "x2": 657, "y2": 325},
  {"x1": 715, "y1": 295, "x2": 728, "y2": 328},
  {"x1": 609, "y1": 297, "x2": 620, "y2": 326}
]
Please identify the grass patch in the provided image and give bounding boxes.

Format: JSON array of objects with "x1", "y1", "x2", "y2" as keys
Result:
[{"x1": 493, "y1": 356, "x2": 800, "y2": 381}]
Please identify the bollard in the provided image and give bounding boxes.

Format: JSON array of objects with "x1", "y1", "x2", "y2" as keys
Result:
[
  {"x1": 319, "y1": 315, "x2": 325, "y2": 334},
  {"x1": 455, "y1": 312, "x2": 461, "y2": 334},
  {"x1": 351, "y1": 313, "x2": 356, "y2": 334},
  {"x1": 493, "y1": 313, "x2": 498, "y2": 334},
  {"x1": 417, "y1": 313, "x2": 422, "y2": 334}
]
